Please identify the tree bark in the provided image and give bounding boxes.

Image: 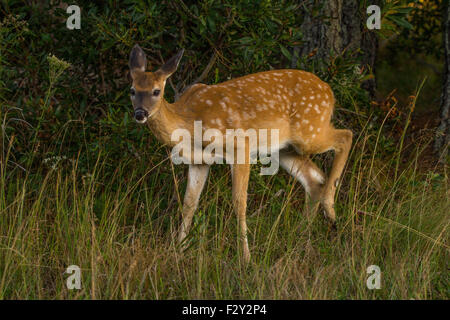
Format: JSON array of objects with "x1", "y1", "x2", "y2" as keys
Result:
[
  {"x1": 434, "y1": 1, "x2": 450, "y2": 161},
  {"x1": 292, "y1": 0, "x2": 378, "y2": 98}
]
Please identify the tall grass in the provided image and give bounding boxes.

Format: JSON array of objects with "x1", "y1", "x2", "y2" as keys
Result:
[{"x1": 0, "y1": 110, "x2": 448, "y2": 299}]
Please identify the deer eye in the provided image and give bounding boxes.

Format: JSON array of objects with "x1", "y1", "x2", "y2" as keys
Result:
[
  {"x1": 153, "y1": 89, "x2": 161, "y2": 96},
  {"x1": 130, "y1": 87, "x2": 136, "y2": 96}
]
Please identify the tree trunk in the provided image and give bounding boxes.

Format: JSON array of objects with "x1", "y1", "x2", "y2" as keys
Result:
[
  {"x1": 292, "y1": 0, "x2": 378, "y2": 98},
  {"x1": 434, "y1": 1, "x2": 450, "y2": 161}
]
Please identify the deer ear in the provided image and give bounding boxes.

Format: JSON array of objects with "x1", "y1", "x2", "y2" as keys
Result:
[
  {"x1": 129, "y1": 44, "x2": 147, "y2": 76},
  {"x1": 156, "y1": 49, "x2": 184, "y2": 79}
]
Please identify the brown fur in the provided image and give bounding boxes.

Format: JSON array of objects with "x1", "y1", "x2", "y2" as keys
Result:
[{"x1": 129, "y1": 47, "x2": 353, "y2": 263}]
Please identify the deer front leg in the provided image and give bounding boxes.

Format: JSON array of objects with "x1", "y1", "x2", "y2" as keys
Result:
[
  {"x1": 179, "y1": 164, "x2": 210, "y2": 245},
  {"x1": 231, "y1": 163, "x2": 251, "y2": 264}
]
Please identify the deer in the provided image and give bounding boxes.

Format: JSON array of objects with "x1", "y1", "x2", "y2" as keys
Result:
[{"x1": 128, "y1": 44, "x2": 353, "y2": 263}]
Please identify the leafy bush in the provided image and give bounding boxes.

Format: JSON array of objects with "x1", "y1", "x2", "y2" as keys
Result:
[{"x1": 0, "y1": 0, "x2": 377, "y2": 176}]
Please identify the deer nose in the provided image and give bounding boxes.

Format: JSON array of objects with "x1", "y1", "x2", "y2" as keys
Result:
[{"x1": 134, "y1": 108, "x2": 148, "y2": 122}]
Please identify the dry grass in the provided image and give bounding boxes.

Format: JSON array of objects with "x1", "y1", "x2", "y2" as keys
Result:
[{"x1": 0, "y1": 118, "x2": 448, "y2": 299}]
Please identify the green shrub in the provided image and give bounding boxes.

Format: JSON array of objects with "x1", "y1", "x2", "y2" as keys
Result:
[{"x1": 0, "y1": 1, "x2": 375, "y2": 175}]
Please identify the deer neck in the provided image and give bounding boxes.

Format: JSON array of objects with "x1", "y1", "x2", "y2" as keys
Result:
[{"x1": 147, "y1": 98, "x2": 193, "y2": 146}]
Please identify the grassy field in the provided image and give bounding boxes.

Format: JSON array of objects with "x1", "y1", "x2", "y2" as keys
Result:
[{"x1": 0, "y1": 111, "x2": 448, "y2": 299}]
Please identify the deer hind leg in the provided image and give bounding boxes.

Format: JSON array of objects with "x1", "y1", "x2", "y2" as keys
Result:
[
  {"x1": 279, "y1": 150, "x2": 325, "y2": 214},
  {"x1": 179, "y1": 164, "x2": 210, "y2": 245},
  {"x1": 231, "y1": 163, "x2": 251, "y2": 264},
  {"x1": 319, "y1": 129, "x2": 353, "y2": 223}
]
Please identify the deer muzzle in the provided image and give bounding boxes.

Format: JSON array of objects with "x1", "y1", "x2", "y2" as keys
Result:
[{"x1": 134, "y1": 108, "x2": 149, "y2": 123}]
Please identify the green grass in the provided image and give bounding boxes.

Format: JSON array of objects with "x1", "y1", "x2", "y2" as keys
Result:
[{"x1": 0, "y1": 116, "x2": 448, "y2": 299}]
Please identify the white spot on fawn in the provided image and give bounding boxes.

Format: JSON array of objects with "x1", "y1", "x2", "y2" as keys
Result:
[{"x1": 314, "y1": 104, "x2": 321, "y2": 114}]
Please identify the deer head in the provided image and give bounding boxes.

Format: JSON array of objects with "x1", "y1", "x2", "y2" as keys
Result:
[{"x1": 129, "y1": 44, "x2": 184, "y2": 123}]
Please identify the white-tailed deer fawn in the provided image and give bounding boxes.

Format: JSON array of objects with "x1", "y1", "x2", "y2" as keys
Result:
[{"x1": 128, "y1": 45, "x2": 352, "y2": 263}]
